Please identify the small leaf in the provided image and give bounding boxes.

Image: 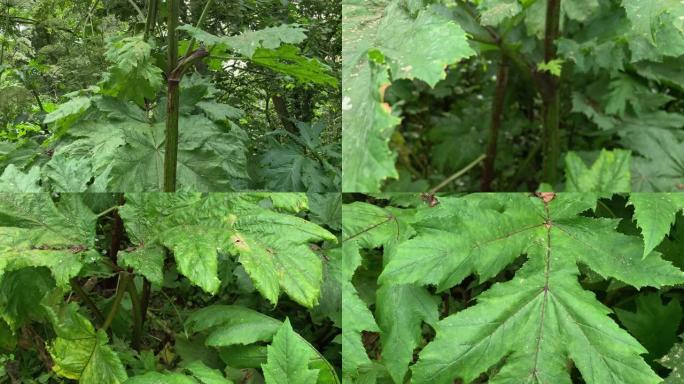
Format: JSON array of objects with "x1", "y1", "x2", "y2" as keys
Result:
[
  {"x1": 564, "y1": 149, "x2": 631, "y2": 193},
  {"x1": 629, "y1": 193, "x2": 684, "y2": 258}
]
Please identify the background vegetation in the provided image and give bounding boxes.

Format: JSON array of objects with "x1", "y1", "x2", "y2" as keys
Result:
[{"x1": 0, "y1": 0, "x2": 340, "y2": 192}]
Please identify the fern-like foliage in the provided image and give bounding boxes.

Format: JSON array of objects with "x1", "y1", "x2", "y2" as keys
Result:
[{"x1": 343, "y1": 192, "x2": 684, "y2": 383}]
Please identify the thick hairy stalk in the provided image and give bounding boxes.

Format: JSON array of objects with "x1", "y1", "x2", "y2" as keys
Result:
[{"x1": 164, "y1": 0, "x2": 180, "y2": 192}]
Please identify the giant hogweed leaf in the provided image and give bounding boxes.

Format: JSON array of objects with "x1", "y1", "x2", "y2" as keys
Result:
[
  {"x1": 45, "y1": 86, "x2": 250, "y2": 192},
  {"x1": 125, "y1": 361, "x2": 233, "y2": 384},
  {"x1": 0, "y1": 195, "x2": 97, "y2": 288},
  {"x1": 45, "y1": 303, "x2": 128, "y2": 383},
  {"x1": 109, "y1": 114, "x2": 250, "y2": 192},
  {"x1": 341, "y1": 202, "x2": 421, "y2": 381},
  {"x1": 186, "y1": 305, "x2": 282, "y2": 347},
  {"x1": 376, "y1": 283, "x2": 438, "y2": 383},
  {"x1": 564, "y1": 149, "x2": 631, "y2": 193},
  {"x1": 340, "y1": 243, "x2": 378, "y2": 379},
  {"x1": 223, "y1": 24, "x2": 308, "y2": 58},
  {"x1": 377, "y1": 194, "x2": 684, "y2": 383},
  {"x1": 100, "y1": 36, "x2": 163, "y2": 105},
  {"x1": 625, "y1": 127, "x2": 684, "y2": 192},
  {"x1": 250, "y1": 46, "x2": 338, "y2": 87},
  {"x1": 0, "y1": 269, "x2": 54, "y2": 330},
  {"x1": 186, "y1": 305, "x2": 338, "y2": 383},
  {"x1": 622, "y1": 0, "x2": 684, "y2": 61},
  {"x1": 179, "y1": 25, "x2": 337, "y2": 88},
  {"x1": 44, "y1": 154, "x2": 91, "y2": 192},
  {"x1": 0, "y1": 164, "x2": 40, "y2": 192},
  {"x1": 342, "y1": 1, "x2": 475, "y2": 191},
  {"x1": 0, "y1": 193, "x2": 96, "y2": 246},
  {"x1": 43, "y1": 96, "x2": 91, "y2": 125},
  {"x1": 118, "y1": 194, "x2": 335, "y2": 307},
  {"x1": 262, "y1": 319, "x2": 320, "y2": 384},
  {"x1": 630, "y1": 193, "x2": 684, "y2": 258},
  {"x1": 615, "y1": 293, "x2": 683, "y2": 361},
  {"x1": 118, "y1": 245, "x2": 166, "y2": 285},
  {"x1": 478, "y1": 0, "x2": 522, "y2": 26},
  {"x1": 258, "y1": 141, "x2": 337, "y2": 193}
]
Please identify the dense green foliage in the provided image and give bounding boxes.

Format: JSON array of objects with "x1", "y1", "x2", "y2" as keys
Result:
[
  {"x1": 342, "y1": 0, "x2": 684, "y2": 193},
  {"x1": 0, "y1": 0, "x2": 340, "y2": 192},
  {"x1": 343, "y1": 192, "x2": 684, "y2": 383},
  {"x1": 0, "y1": 192, "x2": 341, "y2": 383}
]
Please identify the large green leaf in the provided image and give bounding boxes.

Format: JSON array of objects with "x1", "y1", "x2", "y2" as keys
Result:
[
  {"x1": 251, "y1": 45, "x2": 338, "y2": 87},
  {"x1": 615, "y1": 293, "x2": 683, "y2": 361},
  {"x1": 342, "y1": 1, "x2": 475, "y2": 191},
  {"x1": 99, "y1": 36, "x2": 163, "y2": 105},
  {"x1": 186, "y1": 306, "x2": 338, "y2": 384},
  {"x1": 262, "y1": 318, "x2": 320, "y2": 384},
  {"x1": 125, "y1": 361, "x2": 233, "y2": 384},
  {"x1": 178, "y1": 24, "x2": 308, "y2": 59},
  {"x1": 0, "y1": 165, "x2": 40, "y2": 192},
  {"x1": 341, "y1": 201, "x2": 417, "y2": 381},
  {"x1": 622, "y1": 0, "x2": 684, "y2": 61},
  {"x1": 46, "y1": 303, "x2": 128, "y2": 383},
  {"x1": 109, "y1": 114, "x2": 250, "y2": 192},
  {"x1": 375, "y1": 193, "x2": 683, "y2": 383},
  {"x1": 48, "y1": 91, "x2": 250, "y2": 192},
  {"x1": 118, "y1": 194, "x2": 335, "y2": 307},
  {"x1": 44, "y1": 154, "x2": 91, "y2": 192},
  {"x1": 0, "y1": 194, "x2": 97, "y2": 288}
]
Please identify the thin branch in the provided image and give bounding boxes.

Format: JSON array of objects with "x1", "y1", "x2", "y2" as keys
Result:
[
  {"x1": 127, "y1": 0, "x2": 146, "y2": 21},
  {"x1": 429, "y1": 154, "x2": 486, "y2": 194},
  {"x1": 184, "y1": 0, "x2": 214, "y2": 56}
]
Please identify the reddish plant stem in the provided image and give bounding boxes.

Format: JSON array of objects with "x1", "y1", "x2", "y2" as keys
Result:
[
  {"x1": 541, "y1": 0, "x2": 561, "y2": 185},
  {"x1": 481, "y1": 56, "x2": 510, "y2": 191}
]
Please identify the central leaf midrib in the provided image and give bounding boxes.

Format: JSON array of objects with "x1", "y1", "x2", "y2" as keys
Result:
[{"x1": 528, "y1": 214, "x2": 553, "y2": 381}]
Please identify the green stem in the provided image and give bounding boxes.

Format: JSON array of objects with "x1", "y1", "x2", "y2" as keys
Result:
[
  {"x1": 429, "y1": 154, "x2": 486, "y2": 194},
  {"x1": 140, "y1": 279, "x2": 151, "y2": 325},
  {"x1": 101, "y1": 272, "x2": 130, "y2": 332},
  {"x1": 481, "y1": 56, "x2": 510, "y2": 191},
  {"x1": 541, "y1": 0, "x2": 561, "y2": 185},
  {"x1": 184, "y1": 0, "x2": 214, "y2": 56},
  {"x1": 127, "y1": 0, "x2": 146, "y2": 22},
  {"x1": 96, "y1": 205, "x2": 121, "y2": 218},
  {"x1": 143, "y1": 0, "x2": 158, "y2": 42},
  {"x1": 164, "y1": 0, "x2": 180, "y2": 192},
  {"x1": 127, "y1": 280, "x2": 143, "y2": 350},
  {"x1": 70, "y1": 279, "x2": 105, "y2": 325}
]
